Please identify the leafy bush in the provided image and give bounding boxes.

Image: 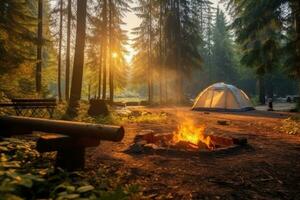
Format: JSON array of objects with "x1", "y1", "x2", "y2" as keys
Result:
[
  {"x1": 250, "y1": 95, "x2": 260, "y2": 106},
  {"x1": 0, "y1": 138, "x2": 142, "y2": 199}
]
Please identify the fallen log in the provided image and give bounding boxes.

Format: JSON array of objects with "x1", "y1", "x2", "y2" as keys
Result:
[
  {"x1": 0, "y1": 116, "x2": 124, "y2": 142},
  {"x1": 0, "y1": 116, "x2": 125, "y2": 171}
]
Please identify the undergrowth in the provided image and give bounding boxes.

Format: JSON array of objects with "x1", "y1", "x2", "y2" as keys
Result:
[
  {"x1": 280, "y1": 116, "x2": 300, "y2": 135},
  {"x1": 0, "y1": 101, "x2": 167, "y2": 199},
  {"x1": 0, "y1": 137, "x2": 143, "y2": 200},
  {"x1": 53, "y1": 101, "x2": 168, "y2": 125}
]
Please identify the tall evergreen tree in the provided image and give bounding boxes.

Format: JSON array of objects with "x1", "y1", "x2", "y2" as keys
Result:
[
  {"x1": 36, "y1": 0, "x2": 43, "y2": 94},
  {"x1": 86, "y1": 0, "x2": 130, "y2": 101},
  {"x1": 227, "y1": 0, "x2": 283, "y2": 104},
  {"x1": 68, "y1": 0, "x2": 87, "y2": 111},
  {"x1": 132, "y1": 0, "x2": 202, "y2": 104},
  {"x1": 211, "y1": 8, "x2": 236, "y2": 83},
  {"x1": 57, "y1": 0, "x2": 63, "y2": 101},
  {"x1": 65, "y1": 0, "x2": 72, "y2": 101},
  {"x1": 1, "y1": 0, "x2": 56, "y2": 97}
]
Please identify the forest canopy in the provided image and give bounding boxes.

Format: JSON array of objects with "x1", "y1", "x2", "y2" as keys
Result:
[{"x1": 0, "y1": 0, "x2": 299, "y2": 107}]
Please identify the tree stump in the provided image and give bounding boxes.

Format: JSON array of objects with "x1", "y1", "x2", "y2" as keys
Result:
[{"x1": 88, "y1": 99, "x2": 109, "y2": 116}]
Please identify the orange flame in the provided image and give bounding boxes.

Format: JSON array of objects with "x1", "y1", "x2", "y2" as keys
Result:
[{"x1": 172, "y1": 119, "x2": 214, "y2": 150}]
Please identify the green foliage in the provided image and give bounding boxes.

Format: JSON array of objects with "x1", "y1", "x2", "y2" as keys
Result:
[
  {"x1": 132, "y1": 0, "x2": 203, "y2": 100},
  {"x1": 225, "y1": 0, "x2": 300, "y2": 97},
  {"x1": 84, "y1": 0, "x2": 131, "y2": 99},
  {"x1": 0, "y1": 0, "x2": 57, "y2": 98},
  {"x1": 113, "y1": 110, "x2": 168, "y2": 124},
  {"x1": 55, "y1": 101, "x2": 167, "y2": 125},
  {"x1": 0, "y1": 137, "x2": 142, "y2": 199},
  {"x1": 211, "y1": 8, "x2": 237, "y2": 83},
  {"x1": 250, "y1": 95, "x2": 260, "y2": 106},
  {"x1": 0, "y1": 0, "x2": 36, "y2": 73}
]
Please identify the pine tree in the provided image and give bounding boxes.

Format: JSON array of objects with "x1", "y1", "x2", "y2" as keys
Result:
[
  {"x1": 65, "y1": 0, "x2": 72, "y2": 101},
  {"x1": 211, "y1": 8, "x2": 236, "y2": 83},
  {"x1": 227, "y1": 0, "x2": 283, "y2": 104},
  {"x1": 36, "y1": 0, "x2": 43, "y2": 94},
  {"x1": 0, "y1": 0, "x2": 36, "y2": 73},
  {"x1": 86, "y1": 0, "x2": 130, "y2": 101},
  {"x1": 132, "y1": 0, "x2": 203, "y2": 104},
  {"x1": 68, "y1": 0, "x2": 88, "y2": 111},
  {"x1": 0, "y1": 0, "x2": 56, "y2": 97},
  {"x1": 57, "y1": 0, "x2": 63, "y2": 101}
]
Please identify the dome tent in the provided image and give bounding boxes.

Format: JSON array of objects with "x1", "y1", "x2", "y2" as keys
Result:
[{"x1": 192, "y1": 83, "x2": 254, "y2": 112}]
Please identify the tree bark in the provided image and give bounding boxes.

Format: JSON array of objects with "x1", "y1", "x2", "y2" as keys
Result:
[
  {"x1": 164, "y1": 2, "x2": 168, "y2": 103},
  {"x1": 108, "y1": 0, "x2": 114, "y2": 102},
  {"x1": 98, "y1": 45, "x2": 103, "y2": 99},
  {"x1": 294, "y1": 1, "x2": 300, "y2": 101},
  {"x1": 159, "y1": 0, "x2": 163, "y2": 104},
  {"x1": 148, "y1": 0, "x2": 153, "y2": 104},
  {"x1": 102, "y1": 0, "x2": 108, "y2": 100},
  {"x1": 58, "y1": 0, "x2": 63, "y2": 101},
  {"x1": 175, "y1": 0, "x2": 182, "y2": 104},
  {"x1": 36, "y1": 0, "x2": 43, "y2": 94},
  {"x1": 65, "y1": 0, "x2": 72, "y2": 101},
  {"x1": 68, "y1": 0, "x2": 87, "y2": 113}
]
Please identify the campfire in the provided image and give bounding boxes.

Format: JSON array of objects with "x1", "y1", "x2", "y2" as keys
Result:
[
  {"x1": 131, "y1": 119, "x2": 247, "y2": 153},
  {"x1": 172, "y1": 120, "x2": 214, "y2": 150}
]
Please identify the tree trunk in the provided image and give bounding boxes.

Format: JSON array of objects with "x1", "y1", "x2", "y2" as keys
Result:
[
  {"x1": 36, "y1": 0, "x2": 43, "y2": 94},
  {"x1": 164, "y1": 2, "x2": 168, "y2": 103},
  {"x1": 65, "y1": 0, "x2": 72, "y2": 101},
  {"x1": 175, "y1": 0, "x2": 182, "y2": 104},
  {"x1": 294, "y1": 1, "x2": 300, "y2": 70},
  {"x1": 102, "y1": 0, "x2": 108, "y2": 100},
  {"x1": 58, "y1": 0, "x2": 63, "y2": 101},
  {"x1": 108, "y1": 0, "x2": 114, "y2": 102},
  {"x1": 148, "y1": 0, "x2": 153, "y2": 104},
  {"x1": 258, "y1": 76, "x2": 266, "y2": 105},
  {"x1": 294, "y1": 1, "x2": 300, "y2": 102},
  {"x1": 159, "y1": 0, "x2": 163, "y2": 104},
  {"x1": 88, "y1": 83, "x2": 91, "y2": 100},
  {"x1": 266, "y1": 74, "x2": 274, "y2": 99},
  {"x1": 68, "y1": 0, "x2": 87, "y2": 113},
  {"x1": 98, "y1": 46, "x2": 103, "y2": 99}
]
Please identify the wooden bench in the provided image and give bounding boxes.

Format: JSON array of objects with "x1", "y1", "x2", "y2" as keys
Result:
[
  {"x1": 0, "y1": 116, "x2": 125, "y2": 171},
  {"x1": 37, "y1": 134, "x2": 100, "y2": 170},
  {"x1": 0, "y1": 98, "x2": 56, "y2": 118}
]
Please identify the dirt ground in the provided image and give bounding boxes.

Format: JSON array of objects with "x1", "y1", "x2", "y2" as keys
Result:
[{"x1": 86, "y1": 107, "x2": 300, "y2": 200}]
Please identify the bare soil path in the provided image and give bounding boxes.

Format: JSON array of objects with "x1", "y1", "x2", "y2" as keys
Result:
[{"x1": 86, "y1": 107, "x2": 300, "y2": 200}]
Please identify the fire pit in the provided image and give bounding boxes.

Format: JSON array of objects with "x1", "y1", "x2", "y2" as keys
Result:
[{"x1": 127, "y1": 119, "x2": 247, "y2": 154}]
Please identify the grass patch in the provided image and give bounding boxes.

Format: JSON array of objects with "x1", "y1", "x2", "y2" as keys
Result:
[
  {"x1": 112, "y1": 110, "x2": 168, "y2": 124},
  {"x1": 53, "y1": 102, "x2": 168, "y2": 125}
]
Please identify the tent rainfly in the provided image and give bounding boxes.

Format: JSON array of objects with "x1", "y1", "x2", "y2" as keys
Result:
[{"x1": 192, "y1": 83, "x2": 254, "y2": 112}]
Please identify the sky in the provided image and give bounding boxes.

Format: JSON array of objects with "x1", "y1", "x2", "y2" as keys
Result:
[{"x1": 122, "y1": 0, "x2": 223, "y2": 63}]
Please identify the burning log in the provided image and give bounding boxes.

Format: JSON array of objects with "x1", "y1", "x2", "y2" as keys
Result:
[
  {"x1": 133, "y1": 131, "x2": 247, "y2": 152},
  {"x1": 209, "y1": 135, "x2": 234, "y2": 147}
]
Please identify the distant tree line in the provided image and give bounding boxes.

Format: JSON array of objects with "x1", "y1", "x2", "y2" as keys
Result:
[
  {"x1": 225, "y1": 0, "x2": 300, "y2": 104},
  {"x1": 132, "y1": 0, "x2": 299, "y2": 104}
]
